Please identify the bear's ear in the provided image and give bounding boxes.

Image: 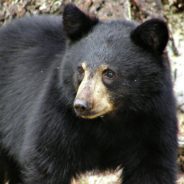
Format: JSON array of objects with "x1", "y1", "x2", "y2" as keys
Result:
[
  {"x1": 63, "y1": 4, "x2": 98, "y2": 41},
  {"x1": 131, "y1": 19, "x2": 169, "y2": 54}
]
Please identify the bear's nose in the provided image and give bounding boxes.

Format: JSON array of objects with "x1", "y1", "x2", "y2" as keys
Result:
[{"x1": 74, "y1": 99, "x2": 92, "y2": 116}]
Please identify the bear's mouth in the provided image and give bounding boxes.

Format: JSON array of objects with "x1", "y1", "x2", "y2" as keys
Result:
[{"x1": 79, "y1": 109, "x2": 111, "y2": 119}]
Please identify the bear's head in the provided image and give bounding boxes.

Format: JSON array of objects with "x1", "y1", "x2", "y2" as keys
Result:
[{"x1": 60, "y1": 4, "x2": 170, "y2": 119}]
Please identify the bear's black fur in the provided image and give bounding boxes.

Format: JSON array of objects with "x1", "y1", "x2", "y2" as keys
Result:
[{"x1": 0, "y1": 4, "x2": 177, "y2": 184}]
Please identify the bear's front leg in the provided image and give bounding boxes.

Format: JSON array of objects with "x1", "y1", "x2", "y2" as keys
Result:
[
  {"x1": 121, "y1": 157, "x2": 176, "y2": 184},
  {"x1": 23, "y1": 159, "x2": 74, "y2": 184}
]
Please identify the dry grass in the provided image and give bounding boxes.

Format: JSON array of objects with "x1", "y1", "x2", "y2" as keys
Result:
[{"x1": 73, "y1": 170, "x2": 121, "y2": 184}]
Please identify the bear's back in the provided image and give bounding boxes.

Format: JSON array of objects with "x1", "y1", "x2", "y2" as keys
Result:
[{"x1": 0, "y1": 15, "x2": 65, "y2": 68}]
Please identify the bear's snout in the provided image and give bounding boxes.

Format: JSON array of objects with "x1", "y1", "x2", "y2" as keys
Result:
[{"x1": 74, "y1": 99, "x2": 92, "y2": 116}]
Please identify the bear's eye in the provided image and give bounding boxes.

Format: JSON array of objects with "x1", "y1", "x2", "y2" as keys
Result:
[
  {"x1": 77, "y1": 65, "x2": 85, "y2": 83},
  {"x1": 102, "y1": 69, "x2": 116, "y2": 84},
  {"x1": 103, "y1": 69, "x2": 116, "y2": 79},
  {"x1": 77, "y1": 65, "x2": 84, "y2": 75}
]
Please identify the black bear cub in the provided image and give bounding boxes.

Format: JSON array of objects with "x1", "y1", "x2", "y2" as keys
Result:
[{"x1": 0, "y1": 3, "x2": 177, "y2": 184}]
